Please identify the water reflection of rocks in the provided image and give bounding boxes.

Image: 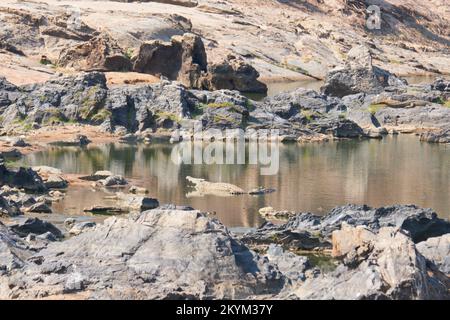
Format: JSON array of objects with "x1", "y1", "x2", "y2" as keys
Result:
[{"x1": 22, "y1": 135, "x2": 450, "y2": 227}]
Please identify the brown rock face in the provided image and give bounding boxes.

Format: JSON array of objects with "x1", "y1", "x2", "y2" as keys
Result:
[
  {"x1": 57, "y1": 35, "x2": 132, "y2": 72},
  {"x1": 110, "y1": 0, "x2": 198, "y2": 7},
  {"x1": 133, "y1": 33, "x2": 207, "y2": 88},
  {"x1": 202, "y1": 56, "x2": 268, "y2": 93}
]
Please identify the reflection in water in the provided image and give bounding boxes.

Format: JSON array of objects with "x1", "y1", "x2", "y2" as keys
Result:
[{"x1": 22, "y1": 135, "x2": 450, "y2": 227}]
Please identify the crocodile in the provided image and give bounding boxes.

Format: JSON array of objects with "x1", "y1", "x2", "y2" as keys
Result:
[{"x1": 372, "y1": 99, "x2": 431, "y2": 109}]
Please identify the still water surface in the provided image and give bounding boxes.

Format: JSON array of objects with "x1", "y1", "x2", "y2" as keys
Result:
[{"x1": 21, "y1": 135, "x2": 450, "y2": 227}]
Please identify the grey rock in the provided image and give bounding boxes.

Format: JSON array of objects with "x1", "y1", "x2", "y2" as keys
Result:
[
  {"x1": 417, "y1": 234, "x2": 450, "y2": 275},
  {"x1": 321, "y1": 46, "x2": 407, "y2": 97},
  {"x1": 0, "y1": 195, "x2": 22, "y2": 217},
  {"x1": 266, "y1": 245, "x2": 310, "y2": 282},
  {"x1": 0, "y1": 164, "x2": 47, "y2": 193},
  {"x1": 9, "y1": 138, "x2": 30, "y2": 147},
  {"x1": 9, "y1": 218, "x2": 62, "y2": 240},
  {"x1": 289, "y1": 226, "x2": 449, "y2": 300},
  {"x1": 116, "y1": 192, "x2": 159, "y2": 212},
  {"x1": 101, "y1": 175, "x2": 128, "y2": 187},
  {"x1": 44, "y1": 175, "x2": 68, "y2": 189},
  {"x1": 0, "y1": 221, "x2": 29, "y2": 273},
  {"x1": 420, "y1": 128, "x2": 450, "y2": 144},
  {"x1": 243, "y1": 205, "x2": 450, "y2": 250},
  {"x1": 68, "y1": 222, "x2": 97, "y2": 236},
  {"x1": 25, "y1": 202, "x2": 52, "y2": 214},
  {"x1": 3, "y1": 209, "x2": 284, "y2": 299}
]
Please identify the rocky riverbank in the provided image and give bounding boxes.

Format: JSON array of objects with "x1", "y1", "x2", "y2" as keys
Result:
[
  {"x1": 1, "y1": 198, "x2": 449, "y2": 299},
  {"x1": 1, "y1": 45, "x2": 449, "y2": 152}
]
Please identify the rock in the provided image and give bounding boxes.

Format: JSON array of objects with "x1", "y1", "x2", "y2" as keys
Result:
[
  {"x1": 0, "y1": 148, "x2": 22, "y2": 159},
  {"x1": 417, "y1": 234, "x2": 450, "y2": 275},
  {"x1": 2, "y1": 72, "x2": 108, "y2": 130},
  {"x1": 321, "y1": 46, "x2": 407, "y2": 97},
  {"x1": 133, "y1": 33, "x2": 207, "y2": 89},
  {"x1": 3, "y1": 209, "x2": 284, "y2": 299},
  {"x1": 243, "y1": 205, "x2": 450, "y2": 251},
  {"x1": 9, "y1": 138, "x2": 30, "y2": 147},
  {"x1": 51, "y1": 135, "x2": 91, "y2": 147},
  {"x1": 79, "y1": 170, "x2": 113, "y2": 181},
  {"x1": 248, "y1": 187, "x2": 276, "y2": 195},
  {"x1": 420, "y1": 128, "x2": 450, "y2": 144},
  {"x1": 0, "y1": 195, "x2": 22, "y2": 217},
  {"x1": 241, "y1": 220, "x2": 328, "y2": 251},
  {"x1": 290, "y1": 226, "x2": 450, "y2": 300},
  {"x1": 317, "y1": 205, "x2": 450, "y2": 243},
  {"x1": 100, "y1": 175, "x2": 128, "y2": 187},
  {"x1": 68, "y1": 222, "x2": 97, "y2": 236},
  {"x1": 32, "y1": 166, "x2": 62, "y2": 175},
  {"x1": 9, "y1": 218, "x2": 62, "y2": 240},
  {"x1": 0, "y1": 221, "x2": 29, "y2": 273},
  {"x1": 431, "y1": 79, "x2": 450, "y2": 92},
  {"x1": 44, "y1": 175, "x2": 68, "y2": 189},
  {"x1": 57, "y1": 34, "x2": 132, "y2": 72},
  {"x1": 116, "y1": 192, "x2": 159, "y2": 212},
  {"x1": 266, "y1": 244, "x2": 310, "y2": 282},
  {"x1": 63, "y1": 218, "x2": 76, "y2": 231},
  {"x1": 129, "y1": 186, "x2": 149, "y2": 195},
  {"x1": 0, "y1": 165, "x2": 47, "y2": 193},
  {"x1": 186, "y1": 176, "x2": 245, "y2": 196},
  {"x1": 307, "y1": 116, "x2": 365, "y2": 138},
  {"x1": 25, "y1": 202, "x2": 52, "y2": 214},
  {"x1": 202, "y1": 55, "x2": 268, "y2": 93}
]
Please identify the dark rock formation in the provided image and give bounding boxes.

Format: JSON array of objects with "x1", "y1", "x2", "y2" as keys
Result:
[
  {"x1": 9, "y1": 218, "x2": 62, "y2": 240},
  {"x1": 0, "y1": 163, "x2": 47, "y2": 193},
  {"x1": 417, "y1": 234, "x2": 450, "y2": 275},
  {"x1": 133, "y1": 33, "x2": 207, "y2": 89},
  {"x1": 420, "y1": 128, "x2": 450, "y2": 144},
  {"x1": 242, "y1": 205, "x2": 450, "y2": 250},
  {"x1": 321, "y1": 45, "x2": 407, "y2": 98}
]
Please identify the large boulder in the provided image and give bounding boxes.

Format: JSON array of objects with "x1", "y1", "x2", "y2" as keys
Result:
[
  {"x1": 1, "y1": 72, "x2": 109, "y2": 129},
  {"x1": 201, "y1": 55, "x2": 268, "y2": 93},
  {"x1": 133, "y1": 33, "x2": 207, "y2": 89},
  {"x1": 0, "y1": 165, "x2": 47, "y2": 193},
  {"x1": 9, "y1": 218, "x2": 62, "y2": 240},
  {"x1": 0, "y1": 195, "x2": 22, "y2": 217},
  {"x1": 289, "y1": 225, "x2": 449, "y2": 300},
  {"x1": 0, "y1": 221, "x2": 30, "y2": 274},
  {"x1": 2, "y1": 209, "x2": 285, "y2": 299},
  {"x1": 417, "y1": 234, "x2": 450, "y2": 275},
  {"x1": 57, "y1": 34, "x2": 132, "y2": 72},
  {"x1": 321, "y1": 46, "x2": 406, "y2": 97}
]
